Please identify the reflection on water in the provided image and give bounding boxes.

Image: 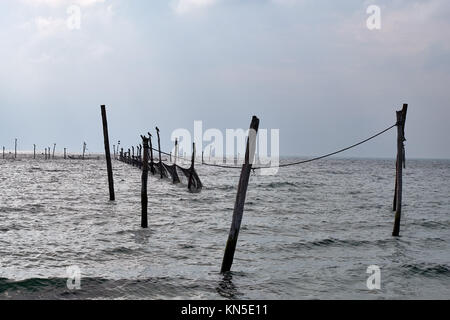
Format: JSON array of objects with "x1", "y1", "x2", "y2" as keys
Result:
[{"x1": 216, "y1": 272, "x2": 241, "y2": 299}]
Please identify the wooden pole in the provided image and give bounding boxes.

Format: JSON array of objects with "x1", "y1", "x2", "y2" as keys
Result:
[
  {"x1": 33, "y1": 144, "x2": 36, "y2": 159},
  {"x1": 113, "y1": 145, "x2": 116, "y2": 160},
  {"x1": 156, "y1": 127, "x2": 163, "y2": 179},
  {"x1": 393, "y1": 158, "x2": 398, "y2": 211},
  {"x1": 148, "y1": 133, "x2": 155, "y2": 175},
  {"x1": 392, "y1": 104, "x2": 408, "y2": 237},
  {"x1": 188, "y1": 143, "x2": 196, "y2": 190},
  {"x1": 221, "y1": 116, "x2": 259, "y2": 273},
  {"x1": 64, "y1": 148, "x2": 67, "y2": 159},
  {"x1": 2, "y1": 146, "x2": 4, "y2": 159},
  {"x1": 82, "y1": 142, "x2": 86, "y2": 160},
  {"x1": 174, "y1": 138, "x2": 178, "y2": 165},
  {"x1": 14, "y1": 138, "x2": 17, "y2": 159},
  {"x1": 52, "y1": 144, "x2": 56, "y2": 159},
  {"x1": 101, "y1": 105, "x2": 115, "y2": 201},
  {"x1": 141, "y1": 135, "x2": 149, "y2": 228}
]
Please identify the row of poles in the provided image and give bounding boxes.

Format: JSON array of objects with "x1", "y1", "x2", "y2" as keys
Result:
[
  {"x1": 1, "y1": 142, "x2": 90, "y2": 160},
  {"x1": 100, "y1": 104, "x2": 408, "y2": 273},
  {"x1": 117, "y1": 132, "x2": 200, "y2": 191}
]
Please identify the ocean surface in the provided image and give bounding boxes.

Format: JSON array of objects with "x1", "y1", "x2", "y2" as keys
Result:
[{"x1": 0, "y1": 156, "x2": 449, "y2": 299}]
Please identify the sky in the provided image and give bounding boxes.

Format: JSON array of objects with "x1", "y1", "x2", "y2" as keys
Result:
[{"x1": 0, "y1": 0, "x2": 449, "y2": 158}]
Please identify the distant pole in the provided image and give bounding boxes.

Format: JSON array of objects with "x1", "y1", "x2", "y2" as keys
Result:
[
  {"x1": 48, "y1": 147, "x2": 50, "y2": 160},
  {"x1": 82, "y1": 142, "x2": 86, "y2": 160},
  {"x1": 174, "y1": 138, "x2": 178, "y2": 165},
  {"x1": 221, "y1": 116, "x2": 260, "y2": 273},
  {"x1": 148, "y1": 132, "x2": 155, "y2": 174},
  {"x1": 101, "y1": 105, "x2": 115, "y2": 201},
  {"x1": 44, "y1": 148, "x2": 47, "y2": 160},
  {"x1": 113, "y1": 145, "x2": 116, "y2": 160},
  {"x1": 14, "y1": 138, "x2": 17, "y2": 159},
  {"x1": 202, "y1": 151, "x2": 204, "y2": 164},
  {"x1": 141, "y1": 135, "x2": 149, "y2": 228},
  {"x1": 64, "y1": 148, "x2": 67, "y2": 159},
  {"x1": 188, "y1": 142, "x2": 196, "y2": 190},
  {"x1": 2, "y1": 146, "x2": 4, "y2": 159},
  {"x1": 33, "y1": 144, "x2": 36, "y2": 159},
  {"x1": 155, "y1": 127, "x2": 163, "y2": 179},
  {"x1": 392, "y1": 104, "x2": 408, "y2": 237},
  {"x1": 52, "y1": 143, "x2": 56, "y2": 159}
]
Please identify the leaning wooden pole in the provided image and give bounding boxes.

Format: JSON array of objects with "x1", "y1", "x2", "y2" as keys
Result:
[
  {"x1": 156, "y1": 127, "x2": 163, "y2": 179},
  {"x1": 392, "y1": 104, "x2": 408, "y2": 237},
  {"x1": 141, "y1": 135, "x2": 149, "y2": 228},
  {"x1": 221, "y1": 115, "x2": 260, "y2": 273},
  {"x1": 101, "y1": 105, "x2": 115, "y2": 201}
]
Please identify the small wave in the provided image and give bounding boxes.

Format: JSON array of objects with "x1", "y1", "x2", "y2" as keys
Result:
[
  {"x1": 413, "y1": 220, "x2": 449, "y2": 230},
  {"x1": 102, "y1": 247, "x2": 136, "y2": 255},
  {"x1": 401, "y1": 263, "x2": 450, "y2": 277},
  {"x1": 284, "y1": 238, "x2": 391, "y2": 250},
  {"x1": 260, "y1": 181, "x2": 298, "y2": 189}
]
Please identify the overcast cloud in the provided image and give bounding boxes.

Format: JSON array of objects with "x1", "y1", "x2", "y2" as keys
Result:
[{"x1": 0, "y1": 0, "x2": 449, "y2": 158}]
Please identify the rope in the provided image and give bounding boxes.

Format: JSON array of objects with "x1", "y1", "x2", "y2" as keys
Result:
[{"x1": 148, "y1": 122, "x2": 397, "y2": 170}]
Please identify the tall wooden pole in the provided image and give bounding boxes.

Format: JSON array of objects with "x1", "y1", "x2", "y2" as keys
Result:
[
  {"x1": 393, "y1": 104, "x2": 407, "y2": 236},
  {"x1": 33, "y1": 144, "x2": 36, "y2": 159},
  {"x1": 14, "y1": 138, "x2": 17, "y2": 159},
  {"x1": 221, "y1": 116, "x2": 259, "y2": 273},
  {"x1": 64, "y1": 148, "x2": 67, "y2": 159},
  {"x1": 101, "y1": 105, "x2": 115, "y2": 201},
  {"x1": 82, "y1": 142, "x2": 86, "y2": 160},
  {"x1": 156, "y1": 127, "x2": 163, "y2": 179},
  {"x1": 141, "y1": 135, "x2": 149, "y2": 228},
  {"x1": 393, "y1": 158, "x2": 398, "y2": 211}
]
